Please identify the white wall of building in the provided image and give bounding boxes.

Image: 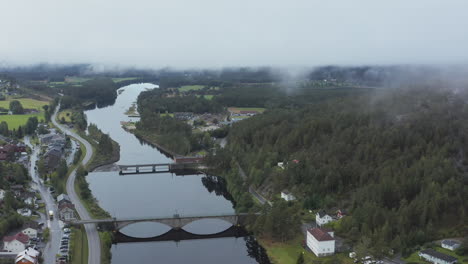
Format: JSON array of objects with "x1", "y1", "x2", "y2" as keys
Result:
[{"x1": 307, "y1": 232, "x2": 335, "y2": 257}]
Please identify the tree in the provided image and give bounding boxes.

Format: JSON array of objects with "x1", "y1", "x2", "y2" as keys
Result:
[
  {"x1": 9, "y1": 100, "x2": 24, "y2": 114},
  {"x1": 296, "y1": 253, "x2": 304, "y2": 264},
  {"x1": 24, "y1": 116, "x2": 38, "y2": 134},
  {"x1": 0, "y1": 121, "x2": 8, "y2": 135}
]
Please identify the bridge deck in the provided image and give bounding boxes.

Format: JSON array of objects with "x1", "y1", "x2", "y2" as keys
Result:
[{"x1": 71, "y1": 213, "x2": 255, "y2": 225}]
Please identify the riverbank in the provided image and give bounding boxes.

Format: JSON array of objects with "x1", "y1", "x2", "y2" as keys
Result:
[{"x1": 131, "y1": 129, "x2": 179, "y2": 157}]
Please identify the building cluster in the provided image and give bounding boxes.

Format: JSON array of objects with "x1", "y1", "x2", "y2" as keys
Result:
[
  {"x1": 0, "y1": 141, "x2": 28, "y2": 166},
  {"x1": 2, "y1": 221, "x2": 41, "y2": 254},
  {"x1": 39, "y1": 129, "x2": 66, "y2": 172},
  {"x1": 315, "y1": 208, "x2": 347, "y2": 227},
  {"x1": 228, "y1": 108, "x2": 261, "y2": 122},
  {"x1": 0, "y1": 184, "x2": 40, "y2": 216}
]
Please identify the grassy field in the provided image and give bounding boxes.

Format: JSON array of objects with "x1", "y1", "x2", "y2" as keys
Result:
[
  {"x1": 405, "y1": 247, "x2": 468, "y2": 264},
  {"x1": 0, "y1": 113, "x2": 45, "y2": 129},
  {"x1": 178, "y1": 85, "x2": 205, "y2": 92},
  {"x1": 160, "y1": 113, "x2": 175, "y2": 117},
  {"x1": 0, "y1": 98, "x2": 49, "y2": 110},
  {"x1": 228, "y1": 107, "x2": 266, "y2": 113},
  {"x1": 260, "y1": 235, "x2": 353, "y2": 264},
  {"x1": 58, "y1": 110, "x2": 74, "y2": 123},
  {"x1": 112, "y1": 77, "x2": 138, "y2": 83},
  {"x1": 71, "y1": 226, "x2": 88, "y2": 264},
  {"x1": 196, "y1": 94, "x2": 214, "y2": 100}
]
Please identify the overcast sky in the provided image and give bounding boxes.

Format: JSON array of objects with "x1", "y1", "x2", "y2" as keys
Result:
[{"x1": 1, "y1": 0, "x2": 468, "y2": 69}]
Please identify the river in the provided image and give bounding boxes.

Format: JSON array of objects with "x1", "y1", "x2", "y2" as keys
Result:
[{"x1": 84, "y1": 83, "x2": 269, "y2": 264}]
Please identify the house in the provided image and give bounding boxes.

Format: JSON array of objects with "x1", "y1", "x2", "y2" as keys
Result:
[
  {"x1": 10, "y1": 185, "x2": 24, "y2": 197},
  {"x1": 277, "y1": 162, "x2": 285, "y2": 169},
  {"x1": 316, "y1": 210, "x2": 334, "y2": 226},
  {"x1": 281, "y1": 190, "x2": 296, "y2": 201},
  {"x1": 15, "y1": 247, "x2": 40, "y2": 264},
  {"x1": 0, "y1": 189, "x2": 5, "y2": 200},
  {"x1": 21, "y1": 222, "x2": 40, "y2": 238},
  {"x1": 39, "y1": 133, "x2": 66, "y2": 146},
  {"x1": 418, "y1": 249, "x2": 457, "y2": 264},
  {"x1": 57, "y1": 193, "x2": 71, "y2": 207},
  {"x1": 307, "y1": 228, "x2": 335, "y2": 257},
  {"x1": 59, "y1": 203, "x2": 76, "y2": 221},
  {"x1": 44, "y1": 147, "x2": 62, "y2": 171},
  {"x1": 441, "y1": 240, "x2": 461, "y2": 251},
  {"x1": 17, "y1": 208, "x2": 32, "y2": 217},
  {"x1": 337, "y1": 209, "x2": 348, "y2": 219},
  {"x1": 3, "y1": 232, "x2": 29, "y2": 253}
]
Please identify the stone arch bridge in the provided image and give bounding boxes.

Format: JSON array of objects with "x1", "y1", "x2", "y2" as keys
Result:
[{"x1": 70, "y1": 213, "x2": 255, "y2": 231}]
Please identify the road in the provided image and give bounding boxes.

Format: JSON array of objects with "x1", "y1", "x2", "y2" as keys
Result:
[
  {"x1": 24, "y1": 136, "x2": 63, "y2": 264},
  {"x1": 237, "y1": 163, "x2": 272, "y2": 206},
  {"x1": 51, "y1": 105, "x2": 101, "y2": 264}
]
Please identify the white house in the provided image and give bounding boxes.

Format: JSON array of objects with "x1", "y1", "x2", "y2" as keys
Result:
[
  {"x1": 281, "y1": 190, "x2": 296, "y2": 201},
  {"x1": 441, "y1": 240, "x2": 461, "y2": 251},
  {"x1": 277, "y1": 162, "x2": 285, "y2": 169},
  {"x1": 21, "y1": 222, "x2": 39, "y2": 239},
  {"x1": 17, "y1": 208, "x2": 32, "y2": 217},
  {"x1": 316, "y1": 210, "x2": 334, "y2": 226},
  {"x1": 15, "y1": 247, "x2": 40, "y2": 264},
  {"x1": 3, "y1": 233, "x2": 29, "y2": 253},
  {"x1": 307, "y1": 228, "x2": 335, "y2": 257},
  {"x1": 419, "y1": 249, "x2": 457, "y2": 264},
  {"x1": 0, "y1": 189, "x2": 5, "y2": 200}
]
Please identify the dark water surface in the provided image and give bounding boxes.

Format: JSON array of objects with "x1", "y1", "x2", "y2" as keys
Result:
[{"x1": 84, "y1": 83, "x2": 267, "y2": 264}]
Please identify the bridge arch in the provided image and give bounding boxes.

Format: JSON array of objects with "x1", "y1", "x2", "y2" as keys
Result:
[{"x1": 114, "y1": 215, "x2": 240, "y2": 231}]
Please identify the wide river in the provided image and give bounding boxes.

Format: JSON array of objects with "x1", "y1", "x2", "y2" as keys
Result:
[{"x1": 84, "y1": 83, "x2": 269, "y2": 264}]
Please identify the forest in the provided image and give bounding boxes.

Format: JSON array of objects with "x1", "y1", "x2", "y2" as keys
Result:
[{"x1": 207, "y1": 85, "x2": 468, "y2": 256}]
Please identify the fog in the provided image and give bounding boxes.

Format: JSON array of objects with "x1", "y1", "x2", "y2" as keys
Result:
[{"x1": 1, "y1": 0, "x2": 468, "y2": 68}]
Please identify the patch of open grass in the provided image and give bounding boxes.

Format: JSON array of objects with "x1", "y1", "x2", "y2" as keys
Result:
[
  {"x1": 112, "y1": 77, "x2": 138, "y2": 83},
  {"x1": 178, "y1": 85, "x2": 205, "y2": 92},
  {"x1": 228, "y1": 107, "x2": 266, "y2": 113},
  {"x1": 58, "y1": 109, "x2": 74, "y2": 123},
  {"x1": 0, "y1": 113, "x2": 45, "y2": 129},
  {"x1": 71, "y1": 226, "x2": 88, "y2": 264},
  {"x1": 0, "y1": 98, "x2": 49, "y2": 110}
]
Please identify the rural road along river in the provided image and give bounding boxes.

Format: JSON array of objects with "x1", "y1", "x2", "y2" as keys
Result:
[{"x1": 52, "y1": 104, "x2": 101, "y2": 264}]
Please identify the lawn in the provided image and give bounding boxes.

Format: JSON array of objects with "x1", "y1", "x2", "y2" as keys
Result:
[
  {"x1": 71, "y1": 226, "x2": 88, "y2": 264},
  {"x1": 160, "y1": 113, "x2": 174, "y2": 117},
  {"x1": 228, "y1": 107, "x2": 266, "y2": 113},
  {"x1": 0, "y1": 98, "x2": 49, "y2": 110},
  {"x1": 260, "y1": 235, "x2": 353, "y2": 264},
  {"x1": 58, "y1": 110, "x2": 74, "y2": 123},
  {"x1": 197, "y1": 94, "x2": 214, "y2": 100},
  {"x1": 178, "y1": 85, "x2": 205, "y2": 92},
  {"x1": 0, "y1": 113, "x2": 45, "y2": 129},
  {"x1": 405, "y1": 247, "x2": 468, "y2": 264},
  {"x1": 112, "y1": 77, "x2": 138, "y2": 83}
]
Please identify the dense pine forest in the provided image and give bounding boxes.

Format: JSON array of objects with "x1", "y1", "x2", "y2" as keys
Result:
[{"x1": 216, "y1": 86, "x2": 468, "y2": 256}]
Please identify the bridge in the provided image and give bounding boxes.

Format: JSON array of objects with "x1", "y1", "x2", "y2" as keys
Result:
[
  {"x1": 71, "y1": 213, "x2": 253, "y2": 230},
  {"x1": 118, "y1": 156, "x2": 206, "y2": 175},
  {"x1": 70, "y1": 213, "x2": 255, "y2": 243}
]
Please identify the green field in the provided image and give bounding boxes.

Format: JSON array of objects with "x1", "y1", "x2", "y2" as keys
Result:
[
  {"x1": 58, "y1": 110, "x2": 74, "y2": 122},
  {"x1": 160, "y1": 113, "x2": 174, "y2": 117},
  {"x1": 0, "y1": 98, "x2": 49, "y2": 110},
  {"x1": 71, "y1": 226, "x2": 88, "y2": 264},
  {"x1": 178, "y1": 85, "x2": 205, "y2": 92},
  {"x1": 0, "y1": 113, "x2": 45, "y2": 129},
  {"x1": 112, "y1": 77, "x2": 138, "y2": 83},
  {"x1": 405, "y1": 247, "x2": 467, "y2": 264}
]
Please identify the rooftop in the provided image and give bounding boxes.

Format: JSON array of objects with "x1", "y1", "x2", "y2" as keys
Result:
[
  {"x1": 308, "y1": 228, "x2": 334, "y2": 241},
  {"x1": 3, "y1": 232, "x2": 29, "y2": 244},
  {"x1": 420, "y1": 249, "x2": 458, "y2": 262}
]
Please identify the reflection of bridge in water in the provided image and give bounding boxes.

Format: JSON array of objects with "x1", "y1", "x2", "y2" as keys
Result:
[{"x1": 70, "y1": 213, "x2": 256, "y2": 243}]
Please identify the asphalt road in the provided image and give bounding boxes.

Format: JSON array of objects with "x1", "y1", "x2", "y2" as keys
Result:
[
  {"x1": 52, "y1": 105, "x2": 101, "y2": 264},
  {"x1": 25, "y1": 136, "x2": 63, "y2": 264}
]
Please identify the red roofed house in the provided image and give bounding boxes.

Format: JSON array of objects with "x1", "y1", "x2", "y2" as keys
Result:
[
  {"x1": 3, "y1": 232, "x2": 29, "y2": 253},
  {"x1": 307, "y1": 228, "x2": 335, "y2": 257}
]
